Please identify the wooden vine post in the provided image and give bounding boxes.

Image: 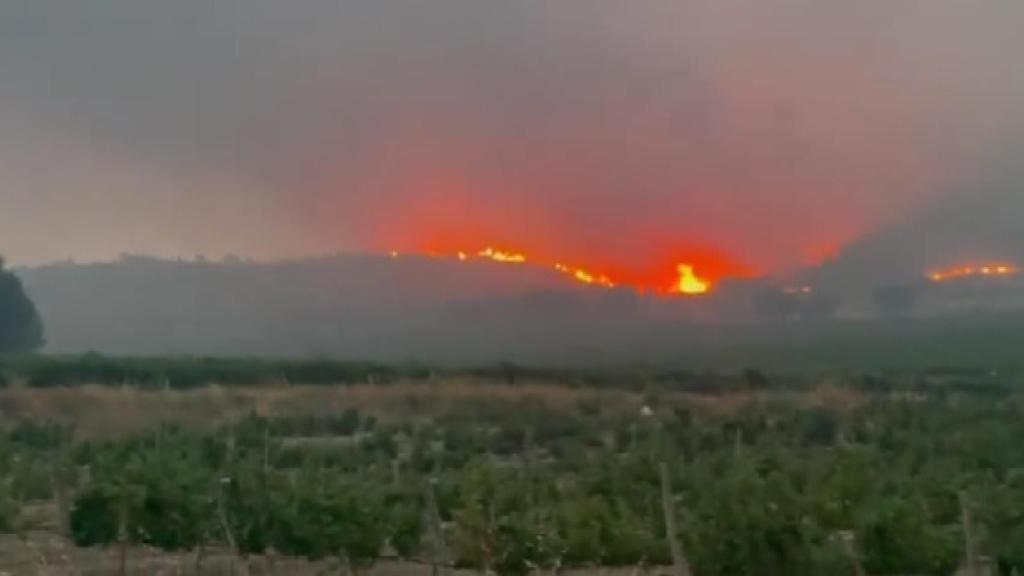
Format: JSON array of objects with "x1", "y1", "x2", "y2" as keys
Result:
[{"x1": 659, "y1": 462, "x2": 693, "y2": 576}]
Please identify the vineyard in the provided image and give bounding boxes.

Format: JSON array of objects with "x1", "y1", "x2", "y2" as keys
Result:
[{"x1": 1, "y1": 357, "x2": 1023, "y2": 575}]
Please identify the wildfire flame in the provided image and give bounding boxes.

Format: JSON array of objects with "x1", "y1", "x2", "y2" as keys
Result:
[
  {"x1": 927, "y1": 263, "x2": 1019, "y2": 283},
  {"x1": 554, "y1": 263, "x2": 616, "y2": 288},
  {"x1": 389, "y1": 245, "x2": 729, "y2": 296},
  {"x1": 478, "y1": 247, "x2": 526, "y2": 263},
  {"x1": 671, "y1": 264, "x2": 711, "y2": 295}
]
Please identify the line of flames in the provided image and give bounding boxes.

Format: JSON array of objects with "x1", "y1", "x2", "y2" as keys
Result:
[
  {"x1": 390, "y1": 247, "x2": 707, "y2": 295},
  {"x1": 928, "y1": 263, "x2": 1020, "y2": 283},
  {"x1": 392, "y1": 249, "x2": 1022, "y2": 295}
]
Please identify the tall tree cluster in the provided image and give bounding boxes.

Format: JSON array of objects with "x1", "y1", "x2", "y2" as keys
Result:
[{"x1": 0, "y1": 257, "x2": 44, "y2": 354}]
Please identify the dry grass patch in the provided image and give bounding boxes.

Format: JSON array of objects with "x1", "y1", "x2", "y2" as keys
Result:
[{"x1": 0, "y1": 378, "x2": 640, "y2": 439}]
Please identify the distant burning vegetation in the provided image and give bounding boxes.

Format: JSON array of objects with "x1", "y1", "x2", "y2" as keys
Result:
[
  {"x1": 927, "y1": 263, "x2": 1020, "y2": 283},
  {"x1": 390, "y1": 245, "x2": 715, "y2": 296},
  {"x1": 670, "y1": 264, "x2": 710, "y2": 295},
  {"x1": 390, "y1": 238, "x2": 1024, "y2": 306}
]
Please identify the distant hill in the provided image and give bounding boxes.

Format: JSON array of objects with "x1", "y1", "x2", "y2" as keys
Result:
[
  {"x1": 810, "y1": 181, "x2": 1024, "y2": 307},
  {"x1": 15, "y1": 252, "x2": 1024, "y2": 370},
  {"x1": 17, "y1": 255, "x2": 700, "y2": 363},
  {"x1": 15, "y1": 168, "x2": 1024, "y2": 363}
]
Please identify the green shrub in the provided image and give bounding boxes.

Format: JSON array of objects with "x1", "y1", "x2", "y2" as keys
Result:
[{"x1": 70, "y1": 488, "x2": 120, "y2": 547}]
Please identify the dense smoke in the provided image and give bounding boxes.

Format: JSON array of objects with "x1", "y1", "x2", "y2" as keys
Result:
[{"x1": 2, "y1": 1, "x2": 1022, "y2": 274}]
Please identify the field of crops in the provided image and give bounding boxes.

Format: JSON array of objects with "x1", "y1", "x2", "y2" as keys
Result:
[{"x1": 1, "y1": 356, "x2": 1022, "y2": 575}]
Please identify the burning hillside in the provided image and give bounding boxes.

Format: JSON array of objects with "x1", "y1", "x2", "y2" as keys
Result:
[
  {"x1": 927, "y1": 263, "x2": 1020, "y2": 283},
  {"x1": 389, "y1": 245, "x2": 721, "y2": 296}
]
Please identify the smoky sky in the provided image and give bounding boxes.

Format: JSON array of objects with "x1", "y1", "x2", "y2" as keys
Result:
[{"x1": 2, "y1": 1, "x2": 1023, "y2": 273}]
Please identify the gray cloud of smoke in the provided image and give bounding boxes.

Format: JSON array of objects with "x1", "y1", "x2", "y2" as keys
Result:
[{"x1": 1, "y1": 1, "x2": 1022, "y2": 271}]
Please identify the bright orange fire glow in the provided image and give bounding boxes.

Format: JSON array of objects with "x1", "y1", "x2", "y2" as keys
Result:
[
  {"x1": 928, "y1": 263, "x2": 1020, "y2": 283},
  {"x1": 671, "y1": 264, "x2": 711, "y2": 295},
  {"x1": 478, "y1": 247, "x2": 527, "y2": 263},
  {"x1": 390, "y1": 244, "x2": 736, "y2": 296},
  {"x1": 554, "y1": 263, "x2": 616, "y2": 288}
]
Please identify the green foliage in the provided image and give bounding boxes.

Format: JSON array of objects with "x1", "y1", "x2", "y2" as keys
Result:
[
  {"x1": 7, "y1": 366, "x2": 1024, "y2": 574},
  {"x1": 10, "y1": 421, "x2": 71, "y2": 451},
  {"x1": 452, "y1": 461, "x2": 562, "y2": 575},
  {"x1": 0, "y1": 485, "x2": 18, "y2": 533},
  {"x1": 9, "y1": 461, "x2": 53, "y2": 501},
  {"x1": 384, "y1": 492, "x2": 426, "y2": 559},
  {"x1": 686, "y1": 460, "x2": 820, "y2": 575},
  {"x1": 858, "y1": 496, "x2": 960, "y2": 575},
  {"x1": 70, "y1": 487, "x2": 120, "y2": 546},
  {"x1": 273, "y1": 475, "x2": 386, "y2": 569},
  {"x1": 0, "y1": 263, "x2": 44, "y2": 354},
  {"x1": 980, "y1": 473, "x2": 1024, "y2": 574},
  {"x1": 134, "y1": 475, "x2": 209, "y2": 551},
  {"x1": 223, "y1": 470, "x2": 276, "y2": 557},
  {"x1": 70, "y1": 432, "x2": 215, "y2": 550}
]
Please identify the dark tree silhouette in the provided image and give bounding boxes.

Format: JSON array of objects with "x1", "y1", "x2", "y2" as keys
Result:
[{"x1": 0, "y1": 258, "x2": 45, "y2": 353}]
